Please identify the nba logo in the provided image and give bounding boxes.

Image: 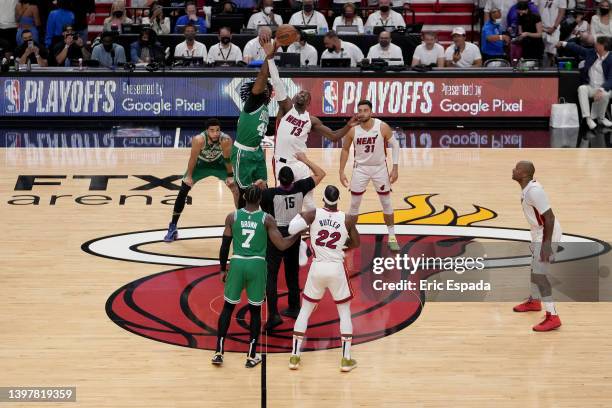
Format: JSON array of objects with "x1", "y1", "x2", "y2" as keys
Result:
[
  {"x1": 4, "y1": 80, "x2": 20, "y2": 113},
  {"x1": 322, "y1": 80, "x2": 338, "y2": 114}
]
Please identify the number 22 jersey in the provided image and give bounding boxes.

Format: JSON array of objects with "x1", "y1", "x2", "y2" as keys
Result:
[{"x1": 310, "y1": 208, "x2": 349, "y2": 262}]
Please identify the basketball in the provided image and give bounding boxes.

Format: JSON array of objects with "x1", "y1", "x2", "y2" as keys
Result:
[{"x1": 275, "y1": 24, "x2": 299, "y2": 47}]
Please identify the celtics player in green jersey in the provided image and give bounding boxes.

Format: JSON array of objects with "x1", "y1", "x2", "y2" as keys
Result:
[
  {"x1": 164, "y1": 118, "x2": 237, "y2": 242},
  {"x1": 232, "y1": 34, "x2": 277, "y2": 207},
  {"x1": 212, "y1": 185, "x2": 299, "y2": 368}
]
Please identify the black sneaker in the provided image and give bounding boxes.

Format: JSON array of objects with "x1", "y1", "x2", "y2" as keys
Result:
[
  {"x1": 264, "y1": 314, "x2": 283, "y2": 331},
  {"x1": 245, "y1": 354, "x2": 262, "y2": 368},
  {"x1": 211, "y1": 352, "x2": 223, "y2": 365},
  {"x1": 281, "y1": 308, "x2": 300, "y2": 319}
]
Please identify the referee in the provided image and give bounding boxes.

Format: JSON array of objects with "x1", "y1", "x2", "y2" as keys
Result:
[{"x1": 261, "y1": 152, "x2": 326, "y2": 331}]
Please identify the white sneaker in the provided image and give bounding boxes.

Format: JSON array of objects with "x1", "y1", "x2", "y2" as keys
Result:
[
  {"x1": 586, "y1": 117, "x2": 597, "y2": 130},
  {"x1": 600, "y1": 118, "x2": 612, "y2": 127}
]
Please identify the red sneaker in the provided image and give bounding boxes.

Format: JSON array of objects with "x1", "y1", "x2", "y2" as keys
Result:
[
  {"x1": 513, "y1": 298, "x2": 542, "y2": 312},
  {"x1": 533, "y1": 312, "x2": 562, "y2": 332}
]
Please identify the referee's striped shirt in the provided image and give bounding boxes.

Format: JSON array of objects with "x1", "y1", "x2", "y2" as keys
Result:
[{"x1": 261, "y1": 178, "x2": 315, "y2": 228}]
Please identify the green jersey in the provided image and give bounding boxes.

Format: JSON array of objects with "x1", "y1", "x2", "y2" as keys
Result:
[
  {"x1": 197, "y1": 131, "x2": 229, "y2": 165},
  {"x1": 232, "y1": 209, "x2": 268, "y2": 258},
  {"x1": 236, "y1": 105, "x2": 269, "y2": 148}
]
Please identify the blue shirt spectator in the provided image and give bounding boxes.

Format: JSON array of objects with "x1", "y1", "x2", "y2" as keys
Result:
[
  {"x1": 45, "y1": 0, "x2": 75, "y2": 48},
  {"x1": 507, "y1": 0, "x2": 539, "y2": 35},
  {"x1": 91, "y1": 38, "x2": 126, "y2": 68},
  {"x1": 233, "y1": 0, "x2": 257, "y2": 8},
  {"x1": 481, "y1": 19, "x2": 505, "y2": 57},
  {"x1": 174, "y1": 2, "x2": 207, "y2": 33}
]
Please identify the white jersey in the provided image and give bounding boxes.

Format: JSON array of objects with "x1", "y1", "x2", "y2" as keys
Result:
[
  {"x1": 521, "y1": 180, "x2": 562, "y2": 242},
  {"x1": 310, "y1": 208, "x2": 349, "y2": 263},
  {"x1": 274, "y1": 107, "x2": 312, "y2": 162},
  {"x1": 353, "y1": 118, "x2": 386, "y2": 167}
]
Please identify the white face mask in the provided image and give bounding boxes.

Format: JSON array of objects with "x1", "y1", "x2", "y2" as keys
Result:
[
  {"x1": 264, "y1": 6, "x2": 273, "y2": 14},
  {"x1": 495, "y1": 18, "x2": 502, "y2": 24}
]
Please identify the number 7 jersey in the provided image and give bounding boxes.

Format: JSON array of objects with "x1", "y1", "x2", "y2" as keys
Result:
[
  {"x1": 232, "y1": 209, "x2": 268, "y2": 258},
  {"x1": 310, "y1": 208, "x2": 349, "y2": 262}
]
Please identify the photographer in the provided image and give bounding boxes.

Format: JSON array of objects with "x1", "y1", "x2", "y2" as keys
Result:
[
  {"x1": 15, "y1": 29, "x2": 48, "y2": 66},
  {"x1": 53, "y1": 24, "x2": 86, "y2": 67}
]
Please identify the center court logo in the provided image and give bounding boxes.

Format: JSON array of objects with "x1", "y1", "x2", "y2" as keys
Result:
[
  {"x1": 4, "y1": 80, "x2": 20, "y2": 113},
  {"x1": 82, "y1": 194, "x2": 608, "y2": 353}
]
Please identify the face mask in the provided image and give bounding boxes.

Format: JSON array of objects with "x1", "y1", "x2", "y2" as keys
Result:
[
  {"x1": 103, "y1": 44, "x2": 113, "y2": 52},
  {"x1": 344, "y1": 12, "x2": 354, "y2": 18},
  {"x1": 303, "y1": 4, "x2": 313, "y2": 12},
  {"x1": 494, "y1": 18, "x2": 502, "y2": 24},
  {"x1": 327, "y1": 46, "x2": 336, "y2": 53},
  {"x1": 379, "y1": 40, "x2": 390, "y2": 48},
  {"x1": 113, "y1": 11, "x2": 123, "y2": 18},
  {"x1": 186, "y1": 33, "x2": 195, "y2": 41},
  {"x1": 601, "y1": 7, "x2": 610, "y2": 15},
  {"x1": 220, "y1": 36, "x2": 231, "y2": 44},
  {"x1": 264, "y1": 6, "x2": 273, "y2": 14},
  {"x1": 379, "y1": 5, "x2": 390, "y2": 12}
]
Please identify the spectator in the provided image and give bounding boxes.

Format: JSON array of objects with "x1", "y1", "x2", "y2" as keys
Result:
[
  {"x1": 173, "y1": 23, "x2": 207, "y2": 58},
  {"x1": 507, "y1": 0, "x2": 539, "y2": 36},
  {"x1": 243, "y1": 25, "x2": 279, "y2": 63},
  {"x1": 411, "y1": 31, "x2": 445, "y2": 67},
  {"x1": 483, "y1": 0, "x2": 515, "y2": 31},
  {"x1": 536, "y1": 0, "x2": 565, "y2": 66},
  {"x1": 142, "y1": 5, "x2": 171, "y2": 35},
  {"x1": 15, "y1": 0, "x2": 41, "y2": 47},
  {"x1": 365, "y1": 0, "x2": 406, "y2": 29},
  {"x1": 131, "y1": 29, "x2": 163, "y2": 63},
  {"x1": 367, "y1": 30, "x2": 404, "y2": 64},
  {"x1": 321, "y1": 30, "x2": 363, "y2": 67},
  {"x1": 587, "y1": 1, "x2": 612, "y2": 44},
  {"x1": 0, "y1": 0, "x2": 18, "y2": 52},
  {"x1": 332, "y1": 3, "x2": 364, "y2": 34},
  {"x1": 68, "y1": 0, "x2": 96, "y2": 41},
  {"x1": 45, "y1": 0, "x2": 74, "y2": 48},
  {"x1": 206, "y1": 26, "x2": 243, "y2": 63},
  {"x1": 218, "y1": 1, "x2": 237, "y2": 15},
  {"x1": 175, "y1": 1, "x2": 207, "y2": 33},
  {"x1": 91, "y1": 31, "x2": 126, "y2": 67},
  {"x1": 568, "y1": 7, "x2": 589, "y2": 42},
  {"x1": 287, "y1": 30, "x2": 318, "y2": 66},
  {"x1": 233, "y1": 0, "x2": 257, "y2": 9},
  {"x1": 53, "y1": 24, "x2": 87, "y2": 66},
  {"x1": 515, "y1": 1, "x2": 544, "y2": 60},
  {"x1": 445, "y1": 27, "x2": 482, "y2": 67},
  {"x1": 247, "y1": 0, "x2": 283, "y2": 29},
  {"x1": 15, "y1": 29, "x2": 48, "y2": 66},
  {"x1": 481, "y1": 7, "x2": 511, "y2": 61},
  {"x1": 558, "y1": 36, "x2": 612, "y2": 129},
  {"x1": 288, "y1": 0, "x2": 329, "y2": 31},
  {"x1": 103, "y1": 0, "x2": 133, "y2": 33}
]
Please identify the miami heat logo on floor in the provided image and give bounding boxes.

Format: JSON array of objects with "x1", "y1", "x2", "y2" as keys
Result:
[{"x1": 82, "y1": 194, "x2": 608, "y2": 353}]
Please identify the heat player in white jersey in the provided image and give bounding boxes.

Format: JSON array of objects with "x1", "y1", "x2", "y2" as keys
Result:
[
  {"x1": 288, "y1": 185, "x2": 360, "y2": 372},
  {"x1": 266, "y1": 52, "x2": 358, "y2": 211},
  {"x1": 339, "y1": 99, "x2": 401, "y2": 251},
  {"x1": 512, "y1": 161, "x2": 563, "y2": 332}
]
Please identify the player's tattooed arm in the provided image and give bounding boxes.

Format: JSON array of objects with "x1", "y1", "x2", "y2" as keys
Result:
[
  {"x1": 339, "y1": 129, "x2": 354, "y2": 188},
  {"x1": 219, "y1": 212, "x2": 234, "y2": 282},
  {"x1": 251, "y1": 33, "x2": 273, "y2": 96},
  {"x1": 381, "y1": 122, "x2": 399, "y2": 184},
  {"x1": 310, "y1": 115, "x2": 359, "y2": 142},
  {"x1": 265, "y1": 214, "x2": 300, "y2": 250},
  {"x1": 344, "y1": 214, "x2": 360, "y2": 249},
  {"x1": 184, "y1": 134, "x2": 204, "y2": 186}
]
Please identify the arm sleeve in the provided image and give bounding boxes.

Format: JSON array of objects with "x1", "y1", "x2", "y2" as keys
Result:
[
  {"x1": 527, "y1": 187, "x2": 551, "y2": 215},
  {"x1": 288, "y1": 214, "x2": 308, "y2": 235},
  {"x1": 268, "y1": 58, "x2": 287, "y2": 101},
  {"x1": 388, "y1": 135, "x2": 400, "y2": 165},
  {"x1": 219, "y1": 235, "x2": 232, "y2": 271}
]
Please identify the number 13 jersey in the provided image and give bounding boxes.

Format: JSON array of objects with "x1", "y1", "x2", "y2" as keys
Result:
[
  {"x1": 275, "y1": 107, "x2": 312, "y2": 161},
  {"x1": 310, "y1": 207, "x2": 349, "y2": 262}
]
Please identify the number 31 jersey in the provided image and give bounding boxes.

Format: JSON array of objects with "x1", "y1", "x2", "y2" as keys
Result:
[
  {"x1": 275, "y1": 107, "x2": 312, "y2": 160},
  {"x1": 310, "y1": 208, "x2": 349, "y2": 262}
]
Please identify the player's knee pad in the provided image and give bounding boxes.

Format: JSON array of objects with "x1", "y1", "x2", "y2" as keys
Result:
[
  {"x1": 378, "y1": 193, "x2": 393, "y2": 215},
  {"x1": 336, "y1": 302, "x2": 353, "y2": 335},
  {"x1": 349, "y1": 193, "x2": 363, "y2": 215}
]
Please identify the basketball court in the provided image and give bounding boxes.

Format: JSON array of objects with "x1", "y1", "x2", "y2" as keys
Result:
[{"x1": 1, "y1": 145, "x2": 611, "y2": 407}]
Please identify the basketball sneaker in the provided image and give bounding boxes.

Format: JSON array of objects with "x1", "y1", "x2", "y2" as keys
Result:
[
  {"x1": 281, "y1": 308, "x2": 300, "y2": 319},
  {"x1": 513, "y1": 298, "x2": 542, "y2": 312},
  {"x1": 299, "y1": 240, "x2": 310, "y2": 266},
  {"x1": 245, "y1": 354, "x2": 262, "y2": 368},
  {"x1": 289, "y1": 355, "x2": 301, "y2": 370},
  {"x1": 533, "y1": 312, "x2": 562, "y2": 332},
  {"x1": 211, "y1": 353, "x2": 223, "y2": 365},
  {"x1": 164, "y1": 223, "x2": 178, "y2": 242},
  {"x1": 388, "y1": 236, "x2": 400, "y2": 251},
  {"x1": 340, "y1": 357, "x2": 357, "y2": 372}
]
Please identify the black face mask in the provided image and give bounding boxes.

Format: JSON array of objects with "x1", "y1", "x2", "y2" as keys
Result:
[
  {"x1": 601, "y1": 7, "x2": 610, "y2": 15},
  {"x1": 379, "y1": 5, "x2": 390, "y2": 12},
  {"x1": 220, "y1": 37, "x2": 231, "y2": 44},
  {"x1": 327, "y1": 46, "x2": 335, "y2": 53},
  {"x1": 103, "y1": 43, "x2": 113, "y2": 52},
  {"x1": 185, "y1": 33, "x2": 196, "y2": 41},
  {"x1": 113, "y1": 11, "x2": 124, "y2": 18},
  {"x1": 379, "y1": 40, "x2": 390, "y2": 48},
  {"x1": 344, "y1": 12, "x2": 354, "y2": 18},
  {"x1": 303, "y1": 4, "x2": 313, "y2": 12}
]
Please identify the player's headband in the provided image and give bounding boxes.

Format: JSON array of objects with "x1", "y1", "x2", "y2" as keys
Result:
[{"x1": 323, "y1": 196, "x2": 338, "y2": 205}]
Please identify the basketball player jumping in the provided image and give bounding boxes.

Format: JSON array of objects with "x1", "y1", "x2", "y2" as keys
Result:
[
  {"x1": 231, "y1": 34, "x2": 277, "y2": 206},
  {"x1": 288, "y1": 185, "x2": 360, "y2": 372},
  {"x1": 267, "y1": 52, "x2": 359, "y2": 211},
  {"x1": 213, "y1": 185, "x2": 300, "y2": 367},
  {"x1": 339, "y1": 99, "x2": 400, "y2": 251},
  {"x1": 512, "y1": 161, "x2": 562, "y2": 331},
  {"x1": 164, "y1": 118, "x2": 237, "y2": 242}
]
